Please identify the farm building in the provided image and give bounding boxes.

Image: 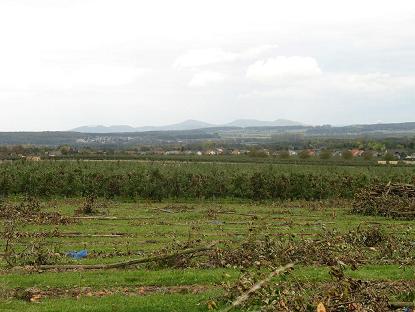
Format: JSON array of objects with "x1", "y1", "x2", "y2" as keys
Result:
[
  {"x1": 378, "y1": 160, "x2": 399, "y2": 165},
  {"x1": 26, "y1": 156, "x2": 41, "y2": 161},
  {"x1": 350, "y1": 149, "x2": 364, "y2": 157}
]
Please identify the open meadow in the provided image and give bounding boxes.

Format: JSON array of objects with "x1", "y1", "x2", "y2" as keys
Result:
[{"x1": 0, "y1": 160, "x2": 414, "y2": 311}]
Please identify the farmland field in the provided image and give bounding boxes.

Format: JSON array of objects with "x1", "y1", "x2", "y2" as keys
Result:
[{"x1": 0, "y1": 161, "x2": 414, "y2": 311}]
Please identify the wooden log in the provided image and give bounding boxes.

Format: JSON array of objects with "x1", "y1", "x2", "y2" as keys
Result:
[
  {"x1": 72, "y1": 216, "x2": 152, "y2": 220},
  {"x1": 216, "y1": 211, "x2": 258, "y2": 218},
  {"x1": 390, "y1": 211, "x2": 415, "y2": 215},
  {"x1": 158, "y1": 209, "x2": 174, "y2": 213},
  {"x1": 59, "y1": 233, "x2": 125, "y2": 238},
  {"x1": 273, "y1": 233, "x2": 319, "y2": 237},
  {"x1": 19, "y1": 242, "x2": 217, "y2": 271},
  {"x1": 389, "y1": 302, "x2": 415, "y2": 308}
]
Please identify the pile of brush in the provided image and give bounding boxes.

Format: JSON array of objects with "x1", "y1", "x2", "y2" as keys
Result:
[{"x1": 352, "y1": 182, "x2": 415, "y2": 219}]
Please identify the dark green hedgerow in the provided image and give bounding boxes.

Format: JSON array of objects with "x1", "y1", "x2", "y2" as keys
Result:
[{"x1": 0, "y1": 161, "x2": 414, "y2": 200}]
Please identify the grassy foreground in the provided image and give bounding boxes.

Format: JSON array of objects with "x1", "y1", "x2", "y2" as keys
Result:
[{"x1": 0, "y1": 199, "x2": 414, "y2": 311}]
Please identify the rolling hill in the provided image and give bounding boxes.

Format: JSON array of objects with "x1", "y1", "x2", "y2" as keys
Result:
[{"x1": 71, "y1": 119, "x2": 303, "y2": 133}]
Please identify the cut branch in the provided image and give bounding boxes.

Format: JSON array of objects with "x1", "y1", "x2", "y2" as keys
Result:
[{"x1": 220, "y1": 263, "x2": 294, "y2": 312}]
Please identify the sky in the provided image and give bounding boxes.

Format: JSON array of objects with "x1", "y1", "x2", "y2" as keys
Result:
[{"x1": 1, "y1": 0, "x2": 415, "y2": 131}]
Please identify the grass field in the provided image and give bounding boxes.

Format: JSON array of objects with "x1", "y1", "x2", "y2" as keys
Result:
[{"x1": 1, "y1": 196, "x2": 414, "y2": 311}]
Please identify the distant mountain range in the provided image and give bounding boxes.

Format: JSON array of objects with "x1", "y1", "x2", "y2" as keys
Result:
[
  {"x1": 2, "y1": 121, "x2": 415, "y2": 146},
  {"x1": 71, "y1": 119, "x2": 303, "y2": 133}
]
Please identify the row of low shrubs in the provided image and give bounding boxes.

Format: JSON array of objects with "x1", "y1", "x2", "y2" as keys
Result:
[{"x1": 0, "y1": 161, "x2": 414, "y2": 200}]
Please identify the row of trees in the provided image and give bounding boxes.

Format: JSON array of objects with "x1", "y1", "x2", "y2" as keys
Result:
[
  {"x1": 254, "y1": 149, "x2": 387, "y2": 160},
  {"x1": 1, "y1": 135, "x2": 414, "y2": 160},
  {"x1": 1, "y1": 161, "x2": 413, "y2": 200}
]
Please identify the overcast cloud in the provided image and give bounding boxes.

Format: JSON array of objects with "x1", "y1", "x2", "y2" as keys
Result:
[{"x1": 1, "y1": 0, "x2": 415, "y2": 130}]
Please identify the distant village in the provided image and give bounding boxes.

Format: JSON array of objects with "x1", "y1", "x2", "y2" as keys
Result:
[{"x1": 2, "y1": 144, "x2": 415, "y2": 165}]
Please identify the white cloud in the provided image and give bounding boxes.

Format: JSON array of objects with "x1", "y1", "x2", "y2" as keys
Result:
[
  {"x1": 328, "y1": 73, "x2": 415, "y2": 93},
  {"x1": 243, "y1": 45, "x2": 279, "y2": 58},
  {"x1": 246, "y1": 56, "x2": 322, "y2": 84},
  {"x1": 188, "y1": 71, "x2": 225, "y2": 87},
  {"x1": 1, "y1": 1, "x2": 415, "y2": 129},
  {"x1": 174, "y1": 49, "x2": 239, "y2": 69},
  {"x1": 174, "y1": 45, "x2": 278, "y2": 69},
  {"x1": 242, "y1": 72, "x2": 415, "y2": 99}
]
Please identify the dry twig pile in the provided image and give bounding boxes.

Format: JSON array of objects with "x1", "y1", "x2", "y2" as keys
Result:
[{"x1": 352, "y1": 183, "x2": 415, "y2": 219}]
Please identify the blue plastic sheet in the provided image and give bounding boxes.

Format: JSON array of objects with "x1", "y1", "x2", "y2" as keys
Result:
[{"x1": 66, "y1": 250, "x2": 88, "y2": 259}]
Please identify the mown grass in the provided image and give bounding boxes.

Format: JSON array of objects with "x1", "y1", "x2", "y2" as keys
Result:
[
  {"x1": 0, "y1": 291, "x2": 224, "y2": 312},
  {"x1": 1, "y1": 265, "x2": 412, "y2": 291},
  {"x1": 0, "y1": 268, "x2": 239, "y2": 289}
]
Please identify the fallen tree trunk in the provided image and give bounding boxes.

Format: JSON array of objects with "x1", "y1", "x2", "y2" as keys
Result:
[
  {"x1": 72, "y1": 216, "x2": 152, "y2": 220},
  {"x1": 59, "y1": 233, "x2": 125, "y2": 238},
  {"x1": 14, "y1": 232, "x2": 126, "y2": 238},
  {"x1": 216, "y1": 211, "x2": 258, "y2": 218},
  {"x1": 389, "y1": 302, "x2": 415, "y2": 309},
  {"x1": 219, "y1": 263, "x2": 294, "y2": 312},
  {"x1": 20, "y1": 242, "x2": 217, "y2": 271}
]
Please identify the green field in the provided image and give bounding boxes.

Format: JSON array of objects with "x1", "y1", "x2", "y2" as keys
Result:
[{"x1": 0, "y1": 161, "x2": 414, "y2": 311}]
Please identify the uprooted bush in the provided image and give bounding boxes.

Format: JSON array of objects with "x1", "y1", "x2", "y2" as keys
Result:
[
  {"x1": 344, "y1": 225, "x2": 386, "y2": 247},
  {"x1": 0, "y1": 197, "x2": 72, "y2": 225},
  {"x1": 0, "y1": 196, "x2": 40, "y2": 219},
  {"x1": 75, "y1": 194, "x2": 109, "y2": 215},
  {"x1": 1, "y1": 196, "x2": 68, "y2": 267},
  {"x1": 2, "y1": 218, "x2": 61, "y2": 267},
  {"x1": 352, "y1": 183, "x2": 415, "y2": 220}
]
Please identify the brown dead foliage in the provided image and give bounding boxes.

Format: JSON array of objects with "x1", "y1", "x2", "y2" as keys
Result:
[
  {"x1": 0, "y1": 196, "x2": 72, "y2": 225},
  {"x1": 160, "y1": 204, "x2": 195, "y2": 213},
  {"x1": 221, "y1": 265, "x2": 415, "y2": 311},
  {"x1": 353, "y1": 183, "x2": 415, "y2": 220},
  {"x1": 1, "y1": 198, "x2": 65, "y2": 267},
  {"x1": 2, "y1": 219, "x2": 61, "y2": 267},
  {"x1": 206, "y1": 226, "x2": 414, "y2": 268},
  {"x1": 271, "y1": 199, "x2": 351, "y2": 211},
  {"x1": 147, "y1": 239, "x2": 206, "y2": 268},
  {"x1": 88, "y1": 249, "x2": 144, "y2": 259},
  {"x1": 3, "y1": 238, "x2": 61, "y2": 267},
  {"x1": 1, "y1": 198, "x2": 71, "y2": 267},
  {"x1": 75, "y1": 194, "x2": 109, "y2": 215}
]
